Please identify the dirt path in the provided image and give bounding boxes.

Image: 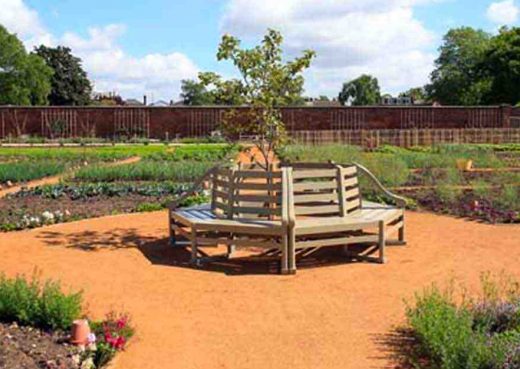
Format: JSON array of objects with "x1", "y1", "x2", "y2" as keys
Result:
[
  {"x1": 0, "y1": 211, "x2": 519, "y2": 369},
  {"x1": 0, "y1": 156, "x2": 141, "y2": 198}
]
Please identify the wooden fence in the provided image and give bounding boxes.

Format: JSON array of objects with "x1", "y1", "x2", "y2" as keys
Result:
[{"x1": 291, "y1": 129, "x2": 520, "y2": 147}]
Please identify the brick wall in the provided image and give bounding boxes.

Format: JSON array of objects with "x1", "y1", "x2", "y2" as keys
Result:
[{"x1": 0, "y1": 105, "x2": 512, "y2": 139}]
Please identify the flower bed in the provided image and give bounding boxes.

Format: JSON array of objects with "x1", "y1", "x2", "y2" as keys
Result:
[
  {"x1": 0, "y1": 183, "x2": 207, "y2": 231},
  {"x1": 398, "y1": 187, "x2": 520, "y2": 224},
  {"x1": 0, "y1": 273, "x2": 134, "y2": 369}
]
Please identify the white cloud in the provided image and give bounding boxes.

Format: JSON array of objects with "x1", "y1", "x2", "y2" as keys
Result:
[
  {"x1": 0, "y1": 0, "x2": 54, "y2": 47},
  {"x1": 221, "y1": 0, "x2": 436, "y2": 96},
  {"x1": 486, "y1": 0, "x2": 519, "y2": 25},
  {"x1": 59, "y1": 25, "x2": 199, "y2": 99},
  {"x1": 0, "y1": 0, "x2": 199, "y2": 100}
]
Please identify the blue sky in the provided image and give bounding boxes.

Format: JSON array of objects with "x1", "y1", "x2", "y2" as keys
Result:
[{"x1": 1, "y1": 0, "x2": 519, "y2": 101}]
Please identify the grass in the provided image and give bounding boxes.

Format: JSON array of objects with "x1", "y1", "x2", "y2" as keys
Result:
[
  {"x1": 73, "y1": 160, "x2": 216, "y2": 182},
  {"x1": 0, "y1": 161, "x2": 66, "y2": 183}
]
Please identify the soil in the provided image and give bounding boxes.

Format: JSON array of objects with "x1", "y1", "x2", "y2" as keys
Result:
[{"x1": 0, "y1": 322, "x2": 80, "y2": 369}]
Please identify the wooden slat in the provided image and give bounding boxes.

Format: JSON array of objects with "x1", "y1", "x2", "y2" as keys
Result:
[
  {"x1": 235, "y1": 170, "x2": 282, "y2": 179},
  {"x1": 198, "y1": 237, "x2": 280, "y2": 249},
  {"x1": 232, "y1": 206, "x2": 281, "y2": 216},
  {"x1": 295, "y1": 205, "x2": 339, "y2": 215},
  {"x1": 235, "y1": 193, "x2": 281, "y2": 203},
  {"x1": 293, "y1": 169, "x2": 337, "y2": 179},
  {"x1": 295, "y1": 235, "x2": 378, "y2": 249},
  {"x1": 342, "y1": 166, "x2": 357, "y2": 176},
  {"x1": 344, "y1": 177, "x2": 358, "y2": 187},
  {"x1": 293, "y1": 192, "x2": 337, "y2": 203},
  {"x1": 293, "y1": 181, "x2": 337, "y2": 191},
  {"x1": 235, "y1": 182, "x2": 282, "y2": 191},
  {"x1": 344, "y1": 188, "x2": 360, "y2": 199},
  {"x1": 213, "y1": 189, "x2": 229, "y2": 200}
]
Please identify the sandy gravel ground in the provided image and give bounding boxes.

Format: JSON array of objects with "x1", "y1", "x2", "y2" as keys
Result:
[{"x1": 0, "y1": 210, "x2": 519, "y2": 369}]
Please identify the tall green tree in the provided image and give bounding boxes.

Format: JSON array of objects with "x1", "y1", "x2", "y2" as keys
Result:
[
  {"x1": 338, "y1": 74, "x2": 381, "y2": 106},
  {"x1": 180, "y1": 79, "x2": 215, "y2": 105},
  {"x1": 0, "y1": 25, "x2": 52, "y2": 105},
  {"x1": 34, "y1": 45, "x2": 92, "y2": 106},
  {"x1": 199, "y1": 29, "x2": 315, "y2": 168},
  {"x1": 480, "y1": 27, "x2": 520, "y2": 105},
  {"x1": 426, "y1": 27, "x2": 491, "y2": 105}
]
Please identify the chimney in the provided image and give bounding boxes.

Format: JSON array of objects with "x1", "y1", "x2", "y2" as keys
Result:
[{"x1": 143, "y1": 95, "x2": 147, "y2": 106}]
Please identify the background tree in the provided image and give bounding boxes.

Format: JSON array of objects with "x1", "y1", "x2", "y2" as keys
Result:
[
  {"x1": 34, "y1": 45, "x2": 92, "y2": 106},
  {"x1": 338, "y1": 74, "x2": 381, "y2": 106},
  {"x1": 199, "y1": 29, "x2": 315, "y2": 168},
  {"x1": 480, "y1": 27, "x2": 520, "y2": 105},
  {"x1": 180, "y1": 79, "x2": 215, "y2": 105},
  {"x1": 0, "y1": 25, "x2": 52, "y2": 105},
  {"x1": 399, "y1": 87, "x2": 427, "y2": 103},
  {"x1": 426, "y1": 27, "x2": 491, "y2": 105}
]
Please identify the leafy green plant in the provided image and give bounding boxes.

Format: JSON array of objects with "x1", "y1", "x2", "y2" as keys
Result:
[
  {"x1": 0, "y1": 161, "x2": 65, "y2": 183},
  {"x1": 0, "y1": 273, "x2": 82, "y2": 331},
  {"x1": 404, "y1": 273, "x2": 520, "y2": 369},
  {"x1": 135, "y1": 202, "x2": 163, "y2": 212},
  {"x1": 73, "y1": 161, "x2": 215, "y2": 182}
]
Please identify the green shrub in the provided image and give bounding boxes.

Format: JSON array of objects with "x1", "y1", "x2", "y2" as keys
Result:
[
  {"x1": 0, "y1": 273, "x2": 82, "y2": 331},
  {"x1": 405, "y1": 274, "x2": 520, "y2": 369},
  {"x1": 406, "y1": 285, "x2": 490, "y2": 369}
]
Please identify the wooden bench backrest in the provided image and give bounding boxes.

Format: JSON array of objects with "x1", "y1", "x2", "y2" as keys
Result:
[
  {"x1": 287, "y1": 163, "x2": 362, "y2": 217},
  {"x1": 211, "y1": 167, "x2": 284, "y2": 220}
]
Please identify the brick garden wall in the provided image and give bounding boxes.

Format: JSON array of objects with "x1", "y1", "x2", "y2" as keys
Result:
[{"x1": 0, "y1": 105, "x2": 513, "y2": 140}]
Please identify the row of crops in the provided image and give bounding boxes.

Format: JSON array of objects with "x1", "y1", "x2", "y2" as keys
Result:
[{"x1": 0, "y1": 144, "x2": 239, "y2": 231}]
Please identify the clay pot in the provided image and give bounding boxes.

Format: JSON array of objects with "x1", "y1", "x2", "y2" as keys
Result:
[
  {"x1": 70, "y1": 319, "x2": 91, "y2": 345},
  {"x1": 456, "y1": 159, "x2": 473, "y2": 171}
]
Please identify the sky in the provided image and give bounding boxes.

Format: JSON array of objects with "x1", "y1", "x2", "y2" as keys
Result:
[{"x1": 0, "y1": 0, "x2": 518, "y2": 102}]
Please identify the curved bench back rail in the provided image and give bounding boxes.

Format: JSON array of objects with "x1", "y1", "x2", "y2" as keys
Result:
[
  {"x1": 286, "y1": 164, "x2": 362, "y2": 218},
  {"x1": 210, "y1": 167, "x2": 284, "y2": 220}
]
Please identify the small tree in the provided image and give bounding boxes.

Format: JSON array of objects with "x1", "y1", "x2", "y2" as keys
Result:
[{"x1": 199, "y1": 29, "x2": 315, "y2": 169}]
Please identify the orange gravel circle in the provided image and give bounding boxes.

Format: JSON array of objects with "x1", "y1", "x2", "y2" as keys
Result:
[{"x1": 0, "y1": 210, "x2": 519, "y2": 369}]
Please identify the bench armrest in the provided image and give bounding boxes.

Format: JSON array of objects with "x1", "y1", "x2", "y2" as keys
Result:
[
  {"x1": 354, "y1": 162, "x2": 408, "y2": 208},
  {"x1": 168, "y1": 165, "x2": 221, "y2": 210}
]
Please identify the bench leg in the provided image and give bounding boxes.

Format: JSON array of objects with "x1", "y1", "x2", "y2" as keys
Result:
[
  {"x1": 378, "y1": 220, "x2": 386, "y2": 264},
  {"x1": 168, "y1": 211, "x2": 176, "y2": 246},
  {"x1": 398, "y1": 215, "x2": 406, "y2": 244},
  {"x1": 190, "y1": 227, "x2": 199, "y2": 266},
  {"x1": 227, "y1": 233, "x2": 236, "y2": 258},
  {"x1": 281, "y1": 234, "x2": 289, "y2": 275},
  {"x1": 288, "y1": 230, "x2": 297, "y2": 274}
]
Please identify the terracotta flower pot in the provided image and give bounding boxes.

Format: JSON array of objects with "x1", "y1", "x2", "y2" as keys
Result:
[
  {"x1": 70, "y1": 319, "x2": 91, "y2": 345},
  {"x1": 456, "y1": 159, "x2": 473, "y2": 171}
]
